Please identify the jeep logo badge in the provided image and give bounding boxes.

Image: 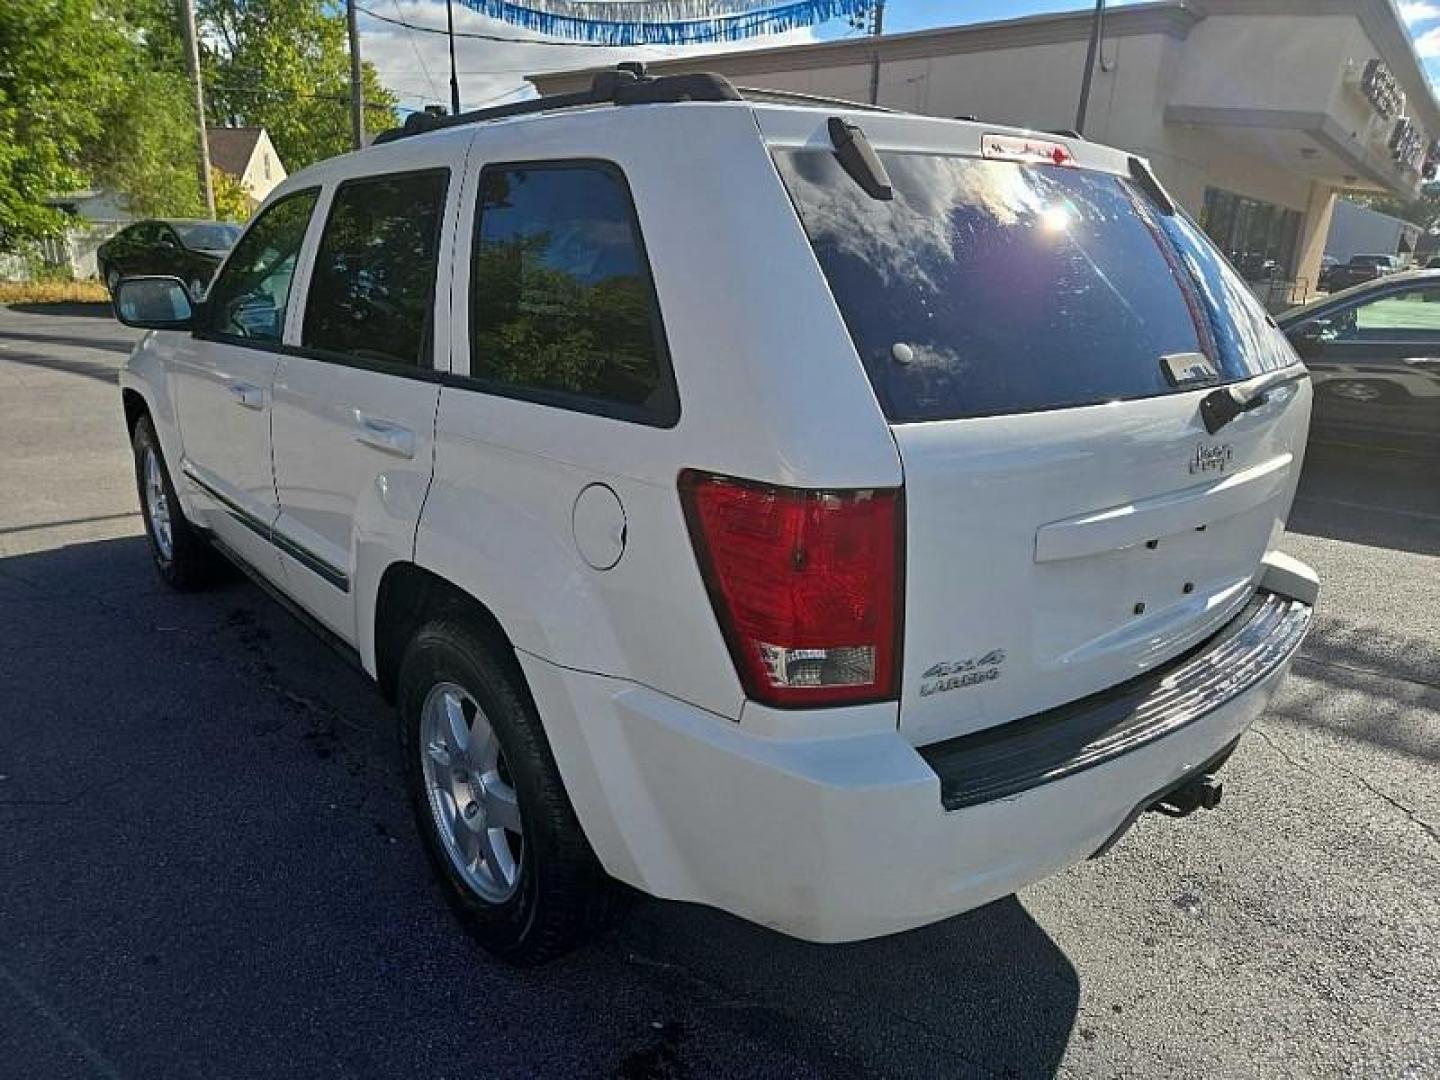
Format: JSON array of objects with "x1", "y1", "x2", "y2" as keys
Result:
[{"x1": 1190, "y1": 443, "x2": 1233, "y2": 475}]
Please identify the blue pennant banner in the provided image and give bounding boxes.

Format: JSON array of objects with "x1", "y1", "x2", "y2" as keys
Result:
[{"x1": 457, "y1": 0, "x2": 869, "y2": 45}]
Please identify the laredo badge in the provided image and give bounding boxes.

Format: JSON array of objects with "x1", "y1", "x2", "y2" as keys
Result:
[{"x1": 920, "y1": 649, "x2": 1006, "y2": 697}]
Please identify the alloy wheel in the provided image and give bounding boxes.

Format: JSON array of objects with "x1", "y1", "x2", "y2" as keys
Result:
[
  {"x1": 142, "y1": 446, "x2": 173, "y2": 561},
  {"x1": 419, "y1": 681, "x2": 524, "y2": 903}
]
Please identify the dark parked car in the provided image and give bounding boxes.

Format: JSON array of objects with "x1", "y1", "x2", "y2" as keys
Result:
[
  {"x1": 1280, "y1": 271, "x2": 1440, "y2": 453},
  {"x1": 1319, "y1": 253, "x2": 1402, "y2": 292},
  {"x1": 98, "y1": 220, "x2": 242, "y2": 301}
]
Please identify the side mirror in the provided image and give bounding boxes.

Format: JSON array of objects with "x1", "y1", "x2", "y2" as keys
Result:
[
  {"x1": 113, "y1": 276, "x2": 195, "y2": 330},
  {"x1": 1285, "y1": 319, "x2": 1334, "y2": 357}
]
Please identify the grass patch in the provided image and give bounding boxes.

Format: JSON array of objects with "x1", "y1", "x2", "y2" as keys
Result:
[{"x1": 0, "y1": 279, "x2": 110, "y2": 305}]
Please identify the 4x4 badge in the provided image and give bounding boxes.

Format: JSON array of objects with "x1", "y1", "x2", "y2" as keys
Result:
[
  {"x1": 920, "y1": 650, "x2": 1006, "y2": 697},
  {"x1": 1190, "y1": 443, "x2": 1233, "y2": 475}
]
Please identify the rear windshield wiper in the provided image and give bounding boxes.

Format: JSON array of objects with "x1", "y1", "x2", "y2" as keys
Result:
[
  {"x1": 828, "y1": 118, "x2": 893, "y2": 201},
  {"x1": 1200, "y1": 368, "x2": 1308, "y2": 434}
]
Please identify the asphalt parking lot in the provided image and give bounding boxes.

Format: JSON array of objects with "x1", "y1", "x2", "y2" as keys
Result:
[{"x1": 0, "y1": 303, "x2": 1436, "y2": 1080}]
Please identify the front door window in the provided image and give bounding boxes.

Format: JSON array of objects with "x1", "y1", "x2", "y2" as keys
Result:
[{"x1": 204, "y1": 189, "x2": 318, "y2": 344}]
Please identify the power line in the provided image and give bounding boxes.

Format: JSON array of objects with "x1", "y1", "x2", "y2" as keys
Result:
[{"x1": 392, "y1": 0, "x2": 445, "y2": 101}]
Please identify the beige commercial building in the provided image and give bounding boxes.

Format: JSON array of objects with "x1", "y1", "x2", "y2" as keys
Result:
[{"x1": 533, "y1": 0, "x2": 1439, "y2": 303}]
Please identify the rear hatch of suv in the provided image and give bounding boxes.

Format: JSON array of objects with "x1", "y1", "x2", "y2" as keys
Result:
[{"x1": 770, "y1": 116, "x2": 1309, "y2": 746}]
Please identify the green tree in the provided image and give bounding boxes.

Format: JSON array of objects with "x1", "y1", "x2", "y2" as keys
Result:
[
  {"x1": 0, "y1": 0, "x2": 202, "y2": 252},
  {"x1": 1, "y1": 0, "x2": 401, "y2": 255},
  {"x1": 211, "y1": 165, "x2": 254, "y2": 221},
  {"x1": 0, "y1": 0, "x2": 114, "y2": 250},
  {"x1": 1349, "y1": 183, "x2": 1440, "y2": 232},
  {"x1": 201, "y1": 0, "x2": 397, "y2": 171},
  {"x1": 95, "y1": 0, "x2": 205, "y2": 218}
]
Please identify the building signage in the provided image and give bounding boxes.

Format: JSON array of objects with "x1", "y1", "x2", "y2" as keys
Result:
[
  {"x1": 1362, "y1": 59, "x2": 1405, "y2": 121},
  {"x1": 1390, "y1": 117, "x2": 1426, "y2": 170}
]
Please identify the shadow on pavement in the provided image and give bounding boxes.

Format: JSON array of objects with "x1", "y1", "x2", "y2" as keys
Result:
[
  {"x1": 5, "y1": 301, "x2": 114, "y2": 319},
  {"x1": 613, "y1": 894, "x2": 1079, "y2": 1078},
  {"x1": 0, "y1": 534, "x2": 1080, "y2": 1079},
  {"x1": 0, "y1": 347, "x2": 124, "y2": 385},
  {"x1": 1290, "y1": 440, "x2": 1440, "y2": 557},
  {"x1": 1276, "y1": 614, "x2": 1440, "y2": 767},
  {"x1": 0, "y1": 327, "x2": 133, "y2": 355}
]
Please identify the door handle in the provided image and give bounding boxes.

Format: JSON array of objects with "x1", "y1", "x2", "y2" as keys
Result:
[
  {"x1": 228, "y1": 382, "x2": 264, "y2": 410},
  {"x1": 352, "y1": 411, "x2": 415, "y2": 458}
]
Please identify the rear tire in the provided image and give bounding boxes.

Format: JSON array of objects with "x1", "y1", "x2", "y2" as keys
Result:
[
  {"x1": 131, "y1": 416, "x2": 216, "y2": 591},
  {"x1": 398, "y1": 616, "x2": 621, "y2": 964}
]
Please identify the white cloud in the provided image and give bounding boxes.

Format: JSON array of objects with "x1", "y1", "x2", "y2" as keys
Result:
[
  {"x1": 1403, "y1": 1, "x2": 1440, "y2": 25},
  {"x1": 1416, "y1": 25, "x2": 1440, "y2": 57},
  {"x1": 358, "y1": 0, "x2": 821, "y2": 119}
]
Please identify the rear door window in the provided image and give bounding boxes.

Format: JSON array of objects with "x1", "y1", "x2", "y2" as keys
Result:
[
  {"x1": 303, "y1": 168, "x2": 450, "y2": 368},
  {"x1": 466, "y1": 161, "x2": 676, "y2": 425},
  {"x1": 775, "y1": 150, "x2": 1249, "y2": 422}
]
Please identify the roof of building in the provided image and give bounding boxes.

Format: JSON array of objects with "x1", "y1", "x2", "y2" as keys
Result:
[
  {"x1": 206, "y1": 127, "x2": 267, "y2": 177},
  {"x1": 528, "y1": 0, "x2": 1440, "y2": 132}
]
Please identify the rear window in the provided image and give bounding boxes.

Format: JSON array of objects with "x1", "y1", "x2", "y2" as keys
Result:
[{"x1": 775, "y1": 150, "x2": 1276, "y2": 423}]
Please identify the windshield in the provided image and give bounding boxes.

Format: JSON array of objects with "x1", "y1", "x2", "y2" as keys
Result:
[
  {"x1": 775, "y1": 149, "x2": 1293, "y2": 422},
  {"x1": 172, "y1": 222, "x2": 242, "y2": 250}
]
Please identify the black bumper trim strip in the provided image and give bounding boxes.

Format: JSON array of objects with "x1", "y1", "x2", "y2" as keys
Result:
[
  {"x1": 181, "y1": 463, "x2": 350, "y2": 593},
  {"x1": 918, "y1": 590, "x2": 1312, "y2": 811}
]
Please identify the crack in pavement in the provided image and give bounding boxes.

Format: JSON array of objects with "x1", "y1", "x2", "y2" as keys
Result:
[
  {"x1": 0, "y1": 773, "x2": 132, "y2": 810},
  {"x1": 1252, "y1": 725, "x2": 1439, "y2": 848}
]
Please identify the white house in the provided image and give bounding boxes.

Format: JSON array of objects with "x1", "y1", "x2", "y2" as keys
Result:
[{"x1": 207, "y1": 127, "x2": 287, "y2": 205}]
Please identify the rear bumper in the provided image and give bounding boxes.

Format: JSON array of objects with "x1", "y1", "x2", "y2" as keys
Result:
[
  {"x1": 522, "y1": 564, "x2": 1315, "y2": 944},
  {"x1": 919, "y1": 589, "x2": 1312, "y2": 811}
]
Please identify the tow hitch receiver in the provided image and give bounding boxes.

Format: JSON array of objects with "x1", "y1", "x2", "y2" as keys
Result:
[
  {"x1": 1090, "y1": 741, "x2": 1237, "y2": 858},
  {"x1": 1150, "y1": 775, "x2": 1223, "y2": 818}
]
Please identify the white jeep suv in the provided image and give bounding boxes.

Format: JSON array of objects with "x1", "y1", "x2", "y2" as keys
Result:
[{"x1": 115, "y1": 68, "x2": 1317, "y2": 963}]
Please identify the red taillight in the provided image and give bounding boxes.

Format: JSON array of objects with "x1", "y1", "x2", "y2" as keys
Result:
[{"x1": 679, "y1": 471, "x2": 903, "y2": 709}]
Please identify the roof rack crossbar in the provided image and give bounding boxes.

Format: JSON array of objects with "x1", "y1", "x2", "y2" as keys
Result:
[{"x1": 372, "y1": 64, "x2": 741, "y2": 144}]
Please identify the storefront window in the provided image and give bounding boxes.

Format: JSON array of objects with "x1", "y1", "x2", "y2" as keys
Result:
[{"x1": 1199, "y1": 187, "x2": 1302, "y2": 284}]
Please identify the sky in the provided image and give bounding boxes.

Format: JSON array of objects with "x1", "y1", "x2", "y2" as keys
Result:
[{"x1": 354, "y1": 0, "x2": 1440, "y2": 119}]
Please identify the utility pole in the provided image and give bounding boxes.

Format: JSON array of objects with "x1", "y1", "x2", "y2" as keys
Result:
[
  {"x1": 867, "y1": 0, "x2": 886, "y2": 106},
  {"x1": 446, "y1": 0, "x2": 461, "y2": 115},
  {"x1": 1075, "y1": 0, "x2": 1106, "y2": 136},
  {"x1": 346, "y1": 0, "x2": 365, "y2": 148},
  {"x1": 179, "y1": 0, "x2": 215, "y2": 219}
]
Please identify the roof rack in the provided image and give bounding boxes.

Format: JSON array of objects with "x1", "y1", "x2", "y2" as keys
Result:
[
  {"x1": 734, "y1": 86, "x2": 895, "y2": 114},
  {"x1": 372, "y1": 63, "x2": 741, "y2": 144}
]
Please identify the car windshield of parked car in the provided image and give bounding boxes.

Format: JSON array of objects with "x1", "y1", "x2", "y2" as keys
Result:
[
  {"x1": 774, "y1": 150, "x2": 1287, "y2": 422},
  {"x1": 172, "y1": 222, "x2": 242, "y2": 250},
  {"x1": 1307, "y1": 285, "x2": 1440, "y2": 341}
]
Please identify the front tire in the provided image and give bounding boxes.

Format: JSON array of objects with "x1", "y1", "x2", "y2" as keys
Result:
[
  {"x1": 398, "y1": 617, "x2": 619, "y2": 964},
  {"x1": 131, "y1": 416, "x2": 216, "y2": 590}
]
